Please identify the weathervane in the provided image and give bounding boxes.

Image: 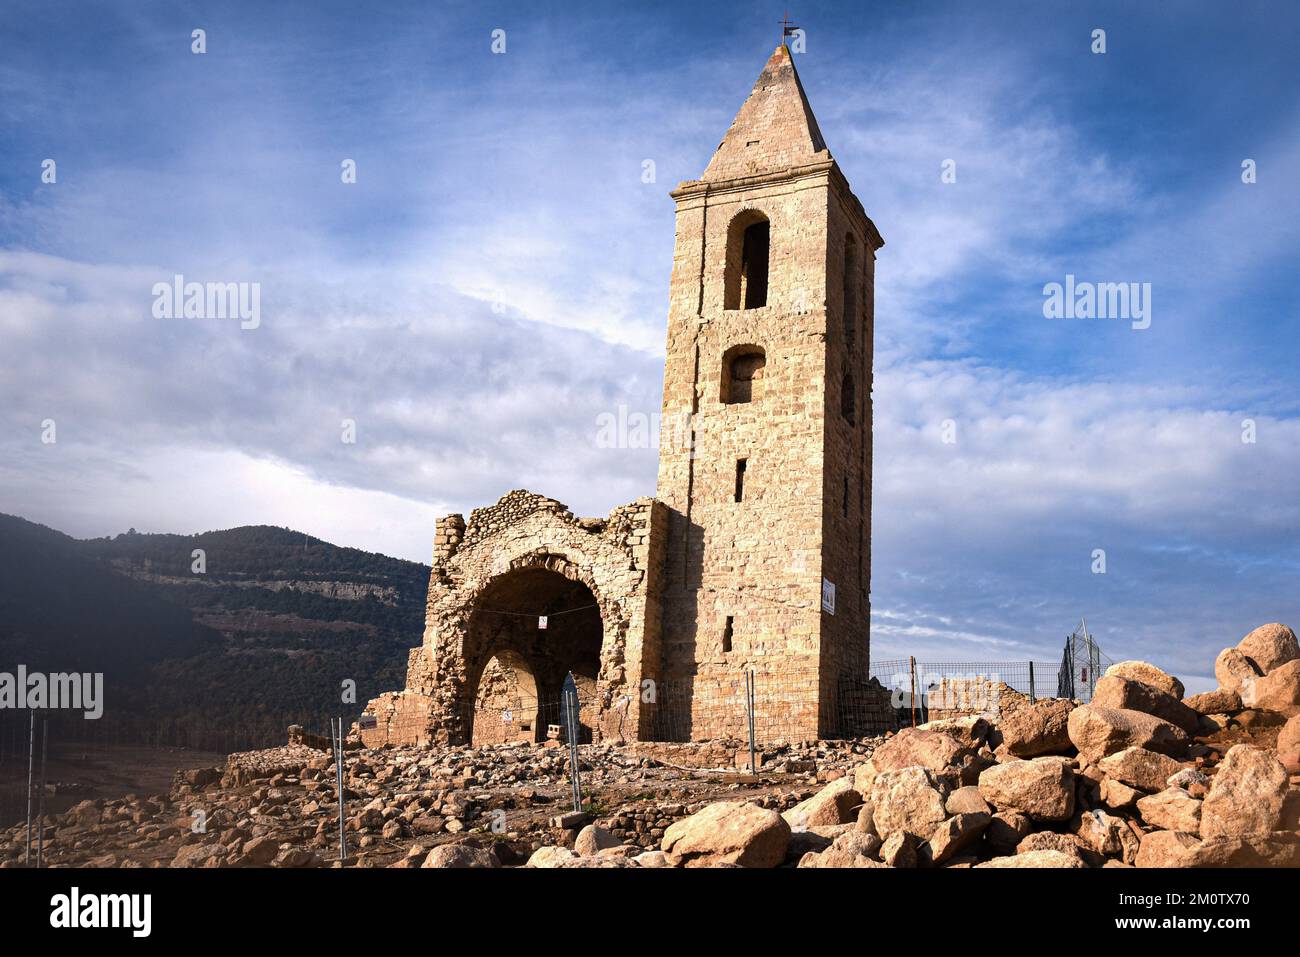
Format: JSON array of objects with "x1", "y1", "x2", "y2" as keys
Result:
[{"x1": 780, "y1": 11, "x2": 799, "y2": 43}]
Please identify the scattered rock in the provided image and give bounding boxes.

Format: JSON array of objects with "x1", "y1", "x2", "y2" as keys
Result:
[
  {"x1": 782, "y1": 776, "x2": 860, "y2": 829},
  {"x1": 1097, "y1": 747, "x2": 1186, "y2": 793},
  {"x1": 527, "y1": 846, "x2": 578, "y2": 868},
  {"x1": 1091, "y1": 675, "x2": 1201, "y2": 735},
  {"x1": 984, "y1": 810, "x2": 1032, "y2": 854},
  {"x1": 1215, "y1": 648, "x2": 1263, "y2": 695},
  {"x1": 1136, "y1": 788, "x2": 1202, "y2": 833},
  {"x1": 853, "y1": 728, "x2": 973, "y2": 794},
  {"x1": 1236, "y1": 623, "x2": 1300, "y2": 675},
  {"x1": 1242, "y1": 660, "x2": 1300, "y2": 717},
  {"x1": 1099, "y1": 777, "x2": 1142, "y2": 810},
  {"x1": 1200, "y1": 744, "x2": 1289, "y2": 838},
  {"x1": 869, "y1": 767, "x2": 948, "y2": 839},
  {"x1": 922, "y1": 812, "x2": 990, "y2": 866},
  {"x1": 661, "y1": 802, "x2": 790, "y2": 868},
  {"x1": 1104, "y1": 661, "x2": 1185, "y2": 700},
  {"x1": 879, "y1": 831, "x2": 916, "y2": 867},
  {"x1": 978, "y1": 757, "x2": 1074, "y2": 821},
  {"x1": 798, "y1": 831, "x2": 882, "y2": 868},
  {"x1": 976, "y1": 849, "x2": 1084, "y2": 868},
  {"x1": 574, "y1": 825, "x2": 622, "y2": 856},
  {"x1": 1184, "y1": 688, "x2": 1241, "y2": 716},
  {"x1": 944, "y1": 785, "x2": 991, "y2": 816},
  {"x1": 1067, "y1": 705, "x2": 1188, "y2": 762},
  {"x1": 993, "y1": 698, "x2": 1074, "y2": 758}
]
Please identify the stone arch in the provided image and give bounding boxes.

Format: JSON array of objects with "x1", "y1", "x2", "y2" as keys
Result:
[
  {"x1": 437, "y1": 548, "x2": 633, "y2": 745},
  {"x1": 723, "y1": 208, "x2": 771, "y2": 310}
]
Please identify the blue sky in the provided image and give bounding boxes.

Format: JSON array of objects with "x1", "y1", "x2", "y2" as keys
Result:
[{"x1": 2, "y1": 1, "x2": 1298, "y2": 690}]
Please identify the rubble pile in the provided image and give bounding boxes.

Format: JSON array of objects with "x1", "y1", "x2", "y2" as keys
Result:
[
  {"x1": 4, "y1": 622, "x2": 1297, "y2": 869},
  {"x1": 519, "y1": 622, "x2": 1300, "y2": 869}
]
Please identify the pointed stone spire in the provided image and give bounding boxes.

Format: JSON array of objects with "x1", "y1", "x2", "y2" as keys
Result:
[{"x1": 701, "y1": 44, "x2": 830, "y2": 182}]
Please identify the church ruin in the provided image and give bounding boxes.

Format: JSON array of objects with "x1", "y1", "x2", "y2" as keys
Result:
[{"x1": 360, "y1": 44, "x2": 883, "y2": 747}]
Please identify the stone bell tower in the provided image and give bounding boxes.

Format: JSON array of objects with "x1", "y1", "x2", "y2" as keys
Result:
[{"x1": 654, "y1": 44, "x2": 884, "y2": 740}]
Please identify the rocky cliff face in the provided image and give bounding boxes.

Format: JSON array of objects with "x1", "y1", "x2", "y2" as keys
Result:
[{"x1": 0, "y1": 516, "x2": 430, "y2": 752}]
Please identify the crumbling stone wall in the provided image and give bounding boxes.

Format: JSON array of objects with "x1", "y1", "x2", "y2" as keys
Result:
[{"x1": 361, "y1": 492, "x2": 667, "y2": 747}]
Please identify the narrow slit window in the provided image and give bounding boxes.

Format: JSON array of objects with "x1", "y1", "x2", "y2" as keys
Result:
[
  {"x1": 722, "y1": 616, "x2": 734, "y2": 653},
  {"x1": 734, "y1": 458, "x2": 747, "y2": 502}
]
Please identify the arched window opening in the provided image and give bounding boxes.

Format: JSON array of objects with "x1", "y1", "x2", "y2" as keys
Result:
[
  {"x1": 724, "y1": 211, "x2": 771, "y2": 310},
  {"x1": 841, "y1": 372, "x2": 856, "y2": 424},
  {"x1": 722, "y1": 344, "x2": 766, "y2": 404},
  {"x1": 843, "y1": 233, "x2": 859, "y2": 347}
]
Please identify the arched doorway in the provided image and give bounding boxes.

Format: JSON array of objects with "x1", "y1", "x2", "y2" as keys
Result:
[{"x1": 464, "y1": 564, "x2": 603, "y2": 744}]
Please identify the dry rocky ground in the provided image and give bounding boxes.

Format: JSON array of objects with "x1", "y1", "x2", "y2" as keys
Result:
[{"x1": 6, "y1": 622, "x2": 1300, "y2": 870}]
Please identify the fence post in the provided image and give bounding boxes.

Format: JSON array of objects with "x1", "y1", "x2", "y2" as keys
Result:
[
  {"x1": 1028, "y1": 661, "x2": 1036, "y2": 704},
  {"x1": 332, "y1": 717, "x2": 347, "y2": 863},
  {"x1": 746, "y1": 670, "x2": 757, "y2": 774},
  {"x1": 24, "y1": 710, "x2": 34, "y2": 866},
  {"x1": 36, "y1": 717, "x2": 48, "y2": 868},
  {"x1": 908, "y1": 657, "x2": 917, "y2": 728},
  {"x1": 563, "y1": 673, "x2": 582, "y2": 813}
]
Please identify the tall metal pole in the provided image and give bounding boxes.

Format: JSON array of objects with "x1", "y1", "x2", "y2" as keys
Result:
[
  {"x1": 908, "y1": 656, "x2": 917, "y2": 728},
  {"x1": 746, "y1": 670, "x2": 756, "y2": 774},
  {"x1": 562, "y1": 673, "x2": 581, "y2": 813},
  {"x1": 36, "y1": 718, "x2": 48, "y2": 868},
  {"x1": 1028, "y1": 661, "x2": 1036, "y2": 704},
  {"x1": 333, "y1": 718, "x2": 347, "y2": 863},
  {"x1": 24, "y1": 710, "x2": 34, "y2": 866}
]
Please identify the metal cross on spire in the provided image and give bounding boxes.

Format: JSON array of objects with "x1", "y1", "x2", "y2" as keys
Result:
[{"x1": 780, "y1": 11, "x2": 800, "y2": 43}]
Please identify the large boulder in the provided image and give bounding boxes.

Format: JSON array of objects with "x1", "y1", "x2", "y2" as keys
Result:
[
  {"x1": 868, "y1": 767, "x2": 949, "y2": 840},
  {"x1": 1136, "y1": 788, "x2": 1202, "y2": 833},
  {"x1": 782, "y1": 776, "x2": 861, "y2": 829},
  {"x1": 1099, "y1": 777, "x2": 1142, "y2": 810},
  {"x1": 1075, "y1": 809, "x2": 1138, "y2": 859},
  {"x1": 1136, "y1": 829, "x2": 1300, "y2": 868},
  {"x1": 854, "y1": 728, "x2": 974, "y2": 794},
  {"x1": 976, "y1": 849, "x2": 1084, "y2": 868},
  {"x1": 1091, "y1": 675, "x2": 1201, "y2": 736},
  {"x1": 879, "y1": 831, "x2": 917, "y2": 867},
  {"x1": 917, "y1": 715, "x2": 991, "y2": 746},
  {"x1": 1104, "y1": 661, "x2": 1184, "y2": 700},
  {"x1": 1200, "y1": 744, "x2": 1289, "y2": 839},
  {"x1": 984, "y1": 810, "x2": 1032, "y2": 854},
  {"x1": 797, "y1": 831, "x2": 882, "y2": 868},
  {"x1": 921, "y1": 812, "x2": 990, "y2": 866},
  {"x1": 661, "y1": 801, "x2": 790, "y2": 868},
  {"x1": 1018, "y1": 831, "x2": 1089, "y2": 859},
  {"x1": 1134, "y1": 830, "x2": 1200, "y2": 868},
  {"x1": 1183, "y1": 688, "x2": 1241, "y2": 716},
  {"x1": 1279, "y1": 712, "x2": 1300, "y2": 769},
  {"x1": 1067, "y1": 705, "x2": 1188, "y2": 762},
  {"x1": 1236, "y1": 623, "x2": 1300, "y2": 675},
  {"x1": 1241, "y1": 660, "x2": 1300, "y2": 717},
  {"x1": 945, "y1": 785, "x2": 992, "y2": 816},
  {"x1": 172, "y1": 843, "x2": 227, "y2": 868},
  {"x1": 977, "y1": 757, "x2": 1074, "y2": 821},
  {"x1": 993, "y1": 698, "x2": 1074, "y2": 757},
  {"x1": 422, "y1": 844, "x2": 497, "y2": 868},
  {"x1": 1278, "y1": 714, "x2": 1300, "y2": 755},
  {"x1": 1096, "y1": 747, "x2": 1186, "y2": 793},
  {"x1": 1215, "y1": 648, "x2": 1262, "y2": 695},
  {"x1": 574, "y1": 825, "x2": 622, "y2": 856}
]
